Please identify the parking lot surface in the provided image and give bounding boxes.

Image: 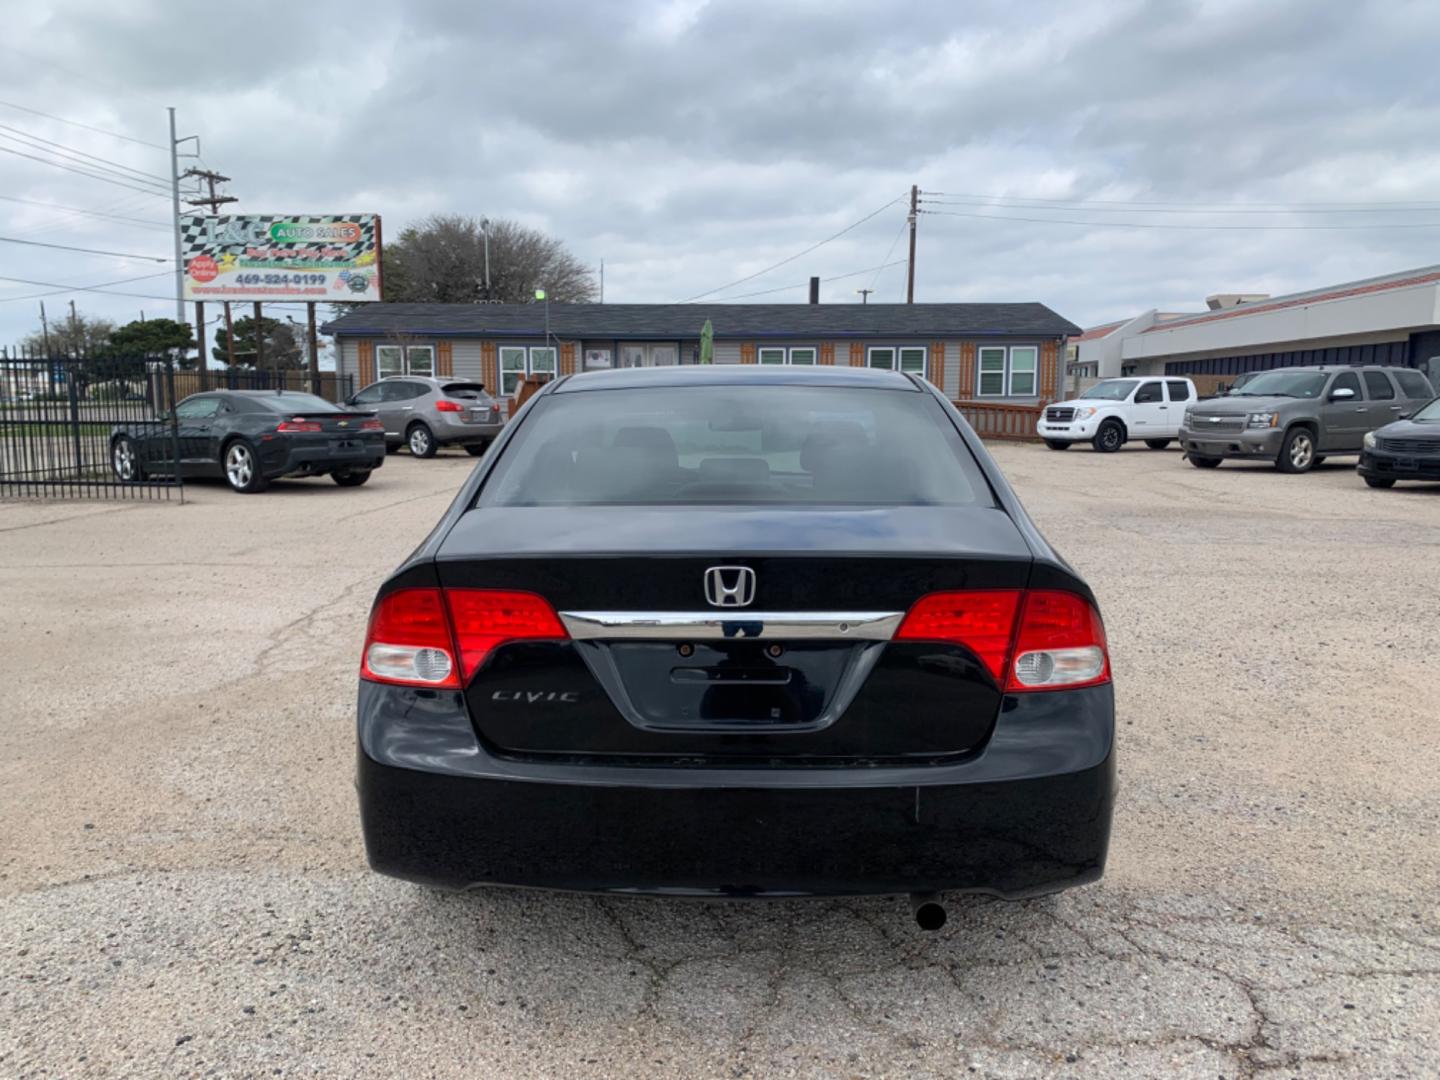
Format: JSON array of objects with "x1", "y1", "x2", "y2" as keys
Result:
[{"x1": 2, "y1": 445, "x2": 1438, "y2": 1078}]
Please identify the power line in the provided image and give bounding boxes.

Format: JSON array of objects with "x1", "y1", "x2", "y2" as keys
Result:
[
  {"x1": 916, "y1": 208, "x2": 1440, "y2": 231},
  {"x1": 0, "y1": 144, "x2": 172, "y2": 198},
  {"x1": 920, "y1": 189, "x2": 1440, "y2": 210},
  {"x1": 0, "y1": 194, "x2": 168, "y2": 228},
  {"x1": 677, "y1": 194, "x2": 907, "y2": 303},
  {"x1": 0, "y1": 124, "x2": 171, "y2": 185},
  {"x1": 0, "y1": 97, "x2": 166, "y2": 150},
  {"x1": 0, "y1": 271, "x2": 175, "y2": 304},
  {"x1": 709, "y1": 259, "x2": 911, "y2": 302},
  {"x1": 919, "y1": 195, "x2": 1440, "y2": 216},
  {"x1": 869, "y1": 216, "x2": 910, "y2": 297},
  {"x1": 0, "y1": 234, "x2": 170, "y2": 260}
]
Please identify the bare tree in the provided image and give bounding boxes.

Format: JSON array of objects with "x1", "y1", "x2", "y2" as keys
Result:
[
  {"x1": 20, "y1": 312, "x2": 114, "y2": 356},
  {"x1": 382, "y1": 214, "x2": 596, "y2": 304}
]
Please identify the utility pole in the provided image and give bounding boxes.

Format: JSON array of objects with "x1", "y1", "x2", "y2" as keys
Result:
[
  {"x1": 599, "y1": 259, "x2": 604, "y2": 304},
  {"x1": 480, "y1": 218, "x2": 492, "y2": 298},
  {"x1": 183, "y1": 168, "x2": 237, "y2": 214},
  {"x1": 253, "y1": 301, "x2": 265, "y2": 374},
  {"x1": 194, "y1": 301, "x2": 207, "y2": 376},
  {"x1": 906, "y1": 184, "x2": 918, "y2": 304},
  {"x1": 68, "y1": 300, "x2": 80, "y2": 347},
  {"x1": 224, "y1": 302, "x2": 235, "y2": 367},
  {"x1": 855, "y1": 288, "x2": 873, "y2": 304},
  {"x1": 39, "y1": 301, "x2": 52, "y2": 355},
  {"x1": 168, "y1": 108, "x2": 184, "y2": 324}
]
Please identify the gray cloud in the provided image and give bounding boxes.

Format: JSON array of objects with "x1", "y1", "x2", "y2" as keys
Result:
[{"x1": 3, "y1": 0, "x2": 1440, "y2": 346}]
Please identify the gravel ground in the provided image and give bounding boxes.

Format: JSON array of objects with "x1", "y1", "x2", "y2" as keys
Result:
[{"x1": 1, "y1": 443, "x2": 1437, "y2": 1079}]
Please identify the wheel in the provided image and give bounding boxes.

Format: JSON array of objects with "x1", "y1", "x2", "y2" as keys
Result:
[
  {"x1": 111, "y1": 436, "x2": 145, "y2": 482},
  {"x1": 223, "y1": 440, "x2": 269, "y2": 493},
  {"x1": 332, "y1": 469, "x2": 372, "y2": 487},
  {"x1": 1092, "y1": 421, "x2": 1124, "y2": 453},
  {"x1": 1188, "y1": 454, "x2": 1222, "y2": 469},
  {"x1": 1144, "y1": 439, "x2": 1172, "y2": 450},
  {"x1": 407, "y1": 423, "x2": 438, "y2": 458},
  {"x1": 1044, "y1": 439, "x2": 1072, "y2": 451},
  {"x1": 464, "y1": 443, "x2": 488, "y2": 457},
  {"x1": 1363, "y1": 475, "x2": 1395, "y2": 489},
  {"x1": 1277, "y1": 427, "x2": 1316, "y2": 474}
]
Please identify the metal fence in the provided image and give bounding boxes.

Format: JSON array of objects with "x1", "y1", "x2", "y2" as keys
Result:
[
  {"x1": 156, "y1": 367, "x2": 354, "y2": 408},
  {"x1": 1, "y1": 349, "x2": 182, "y2": 501}
]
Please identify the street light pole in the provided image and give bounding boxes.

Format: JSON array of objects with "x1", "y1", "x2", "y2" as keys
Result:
[
  {"x1": 480, "y1": 217, "x2": 491, "y2": 298},
  {"x1": 168, "y1": 107, "x2": 184, "y2": 324}
]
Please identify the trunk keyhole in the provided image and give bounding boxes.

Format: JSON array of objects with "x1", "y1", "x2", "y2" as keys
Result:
[
  {"x1": 677, "y1": 643, "x2": 694, "y2": 658},
  {"x1": 766, "y1": 644, "x2": 784, "y2": 658}
]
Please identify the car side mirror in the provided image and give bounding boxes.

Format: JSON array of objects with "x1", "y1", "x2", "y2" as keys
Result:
[
  {"x1": 1330, "y1": 387, "x2": 1355, "y2": 400},
  {"x1": 1398, "y1": 410, "x2": 1412, "y2": 420}
]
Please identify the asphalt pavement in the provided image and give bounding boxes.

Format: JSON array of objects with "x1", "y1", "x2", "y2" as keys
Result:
[{"x1": 1, "y1": 444, "x2": 1437, "y2": 1078}]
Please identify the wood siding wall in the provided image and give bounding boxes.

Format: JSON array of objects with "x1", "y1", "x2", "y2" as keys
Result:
[
  {"x1": 848, "y1": 342, "x2": 864, "y2": 367},
  {"x1": 480, "y1": 342, "x2": 498, "y2": 390},
  {"x1": 559, "y1": 342, "x2": 578, "y2": 376},
  {"x1": 739, "y1": 343, "x2": 756, "y2": 364},
  {"x1": 436, "y1": 341, "x2": 454, "y2": 378},
  {"x1": 357, "y1": 340, "x2": 375, "y2": 386},
  {"x1": 819, "y1": 342, "x2": 836, "y2": 366}
]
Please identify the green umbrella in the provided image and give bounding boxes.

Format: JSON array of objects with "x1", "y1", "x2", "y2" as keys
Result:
[{"x1": 699, "y1": 319, "x2": 714, "y2": 365}]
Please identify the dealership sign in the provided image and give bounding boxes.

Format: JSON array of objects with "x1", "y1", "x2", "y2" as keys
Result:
[{"x1": 180, "y1": 214, "x2": 382, "y2": 302}]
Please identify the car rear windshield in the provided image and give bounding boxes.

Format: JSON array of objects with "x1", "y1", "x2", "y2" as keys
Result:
[
  {"x1": 1084, "y1": 380, "x2": 1138, "y2": 401},
  {"x1": 1395, "y1": 370, "x2": 1435, "y2": 399},
  {"x1": 251, "y1": 393, "x2": 343, "y2": 413},
  {"x1": 1232, "y1": 371, "x2": 1326, "y2": 398},
  {"x1": 443, "y1": 383, "x2": 490, "y2": 399},
  {"x1": 478, "y1": 385, "x2": 993, "y2": 507}
]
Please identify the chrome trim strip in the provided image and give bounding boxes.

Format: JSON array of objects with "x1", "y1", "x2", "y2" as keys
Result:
[{"x1": 558, "y1": 610, "x2": 905, "y2": 642}]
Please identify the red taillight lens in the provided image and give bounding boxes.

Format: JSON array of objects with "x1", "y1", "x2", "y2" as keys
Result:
[
  {"x1": 360, "y1": 418, "x2": 384, "y2": 431},
  {"x1": 445, "y1": 589, "x2": 567, "y2": 679},
  {"x1": 434, "y1": 399, "x2": 464, "y2": 412},
  {"x1": 360, "y1": 587, "x2": 568, "y2": 688},
  {"x1": 277, "y1": 418, "x2": 322, "y2": 432},
  {"x1": 895, "y1": 590, "x2": 1021, "y2": 682},
  {"x1": 1005, "y1": 590, "x2": 1109, "y2": 693},
  {"x1": 895, "y1": 588, "x2": 1109, "y2": 692},
  {"x1": 361, "y1": 588, "x2": 459, "y2": 688}
]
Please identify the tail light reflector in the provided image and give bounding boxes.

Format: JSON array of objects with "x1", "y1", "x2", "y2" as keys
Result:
[
  {"x1": 896, "y1": 588, "x2": 1109, "y2": 692},
  {"x1": 360, "y1": 587, "x2": 568, "y2": 688},
  {"x1": 277, "y1": 418, "x2": 322, "y2": 432},
  {"x1": 435, "y1": 400, "x2": 464, "y2": 412},
  {"x1": 359, "y1": 418, "x2": 384, "y2": 431}
]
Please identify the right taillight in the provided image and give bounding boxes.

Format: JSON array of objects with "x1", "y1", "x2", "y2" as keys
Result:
[
  {"x1": 1005, "y1": 590, "x2": 1109, "y2": 692},
  {"x1": 895, "y1": 588, "x2": 1109, "y2": 693}
]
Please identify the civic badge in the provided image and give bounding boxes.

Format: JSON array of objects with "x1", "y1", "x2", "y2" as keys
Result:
[{"x1": 704, "y1": 566, "x2": 756, "y2": 608}]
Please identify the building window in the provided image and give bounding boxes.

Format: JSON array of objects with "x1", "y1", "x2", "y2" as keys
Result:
[
  {"x1": 868, "y1": 346, "x2": 927, "y2": 377},
  {"x1": 759, "y1": 347, "x2": 818, "y2": 365},
  {"x1": 376, "y1": 344, "x2": 434, "y2": 379},
  {"x1": 1008, "y1": 346, "x2": 1038, "y2": 396},
  {"x1": 498, "y1": 345, "x2": 557, "y2": 394},
  {"x1": 977, "y1": 346, "x2": 1006, "y2": 396}
]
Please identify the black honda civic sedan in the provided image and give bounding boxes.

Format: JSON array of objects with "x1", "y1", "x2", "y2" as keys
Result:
[
  {"x1": 1358, "y1": 394, "x2": 1440, "y2": 488},
  {"x1": 356, "y1": 367, "x2": 1114, "y2": 924},
  {"x1": 112, "y1": 390, "x2": 386, "y2": 493}
]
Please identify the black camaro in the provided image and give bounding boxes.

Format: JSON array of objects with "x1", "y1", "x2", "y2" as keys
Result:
[
  {"x1": 356, "y1": 367, "x2": 1114, "y2": 926},
  {"x1": 112, "y1": 390, "x2": 386, "y2": 493}
]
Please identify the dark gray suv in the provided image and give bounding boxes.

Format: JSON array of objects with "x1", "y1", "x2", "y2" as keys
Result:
[
  {"x1": 1180, "y1": 365, "x2": 1435, "y2": 473},
  {"x1": 347, "y1": 376, "x2": 505, "y2": 458}
]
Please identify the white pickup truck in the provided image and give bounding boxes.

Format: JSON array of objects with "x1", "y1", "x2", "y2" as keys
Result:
[{"x1": 1038, "y1": 376, "x2": 1199, "y2": 453}]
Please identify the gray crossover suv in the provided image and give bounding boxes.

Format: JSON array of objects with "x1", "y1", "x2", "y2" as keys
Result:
[
  {"x1": 1180, "y1": 365, "x2": 1435, "y2": 473},
  {"x1": 347, "y1": 376, "x2": 505, "y2": 458}
]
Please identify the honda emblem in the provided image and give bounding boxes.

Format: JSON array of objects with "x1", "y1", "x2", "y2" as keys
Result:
[{"x1": 704, "y1": 566, "x2": 756, "y2": 608}]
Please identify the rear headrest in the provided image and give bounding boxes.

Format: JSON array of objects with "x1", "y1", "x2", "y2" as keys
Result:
[
  {"x1": 800, "y1": 420, "x2": 870, "y2": 473},
  {"x1": 612, "y1": 425, "x2": 678, "y2": 470},
  {"x1": 697, "y1": 457, "x2": 770, "y2": 484}
]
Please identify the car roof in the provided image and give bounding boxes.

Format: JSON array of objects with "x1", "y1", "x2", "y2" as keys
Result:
[
  {"x1": 1240, "y1": 365, "x2": 1409, "y2": 374},
  {"x1": 555, "y1": 365, "x2": 920, "y2": 392}
]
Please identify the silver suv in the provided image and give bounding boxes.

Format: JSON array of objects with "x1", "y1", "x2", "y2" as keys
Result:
[
  {"x1": 1180, "y1": 365, "x2": 1435, "y2": 473},
  {"x1": 347, "y1": 376, "x2": 505, "y2": 458}
]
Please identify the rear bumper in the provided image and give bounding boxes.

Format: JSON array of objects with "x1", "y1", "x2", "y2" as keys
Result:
[
  {"x1": 356, "y1": 681, "x2": 1116, "y2": 899},
  {"x1": 1359, "y1": 450, "x2": 1440, "y2": 481},
  {"x1": 433, "y1": 414, "x2": 504, "y2": 444},
  {"x1": 262, "y1": 435, "x2": 386, "y2": 477},
  {"x1": 1179, "y1": 425, "x2": 1283, "y2": 459}
]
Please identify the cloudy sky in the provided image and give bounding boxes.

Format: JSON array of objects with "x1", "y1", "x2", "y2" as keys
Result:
[{"x1": 3, "y1": 0, "x2": 1440, "y2": 351}]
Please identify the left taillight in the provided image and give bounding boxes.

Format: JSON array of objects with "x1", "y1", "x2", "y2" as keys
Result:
[
  {"x1": 360, "y1": 587, "x2": 568, "y2": 689},
  {"x1": 434, "y1": 400, "x2": 464, "y2": 412}
]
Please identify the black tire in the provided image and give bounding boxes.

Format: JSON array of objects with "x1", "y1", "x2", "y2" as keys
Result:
[
  {"x1": 111, "y1": 436, "x2": 145, "y2": 482},
  {"x1": 1144, "y1": 439, "x2": 1172, "y2": 450},
  {"x1": 1188, "y1": 454, "x2": 1222, "y2": 469},
  {"x1": 223, "y1": 439, "x2": 269, "y2": 493},
  {"x1": 464, "y1": 443, "x2": 488, "y2": 457},
  {"x1": 1277, "y1": 426, "x2": 1317, "y2": 474},
  {"x1": 1044, "y1": 439, "x2": 1072, "y2": 451},
  {"x1": 1092, "y1": 421, "x2": 1124, "y2": 453},
  {"x1": 1363, "y1": 475, "x2": 1395, "y2": 489},
  {"x1": 332, "y1": 469, "x2": 372, "y2": 487},
  {"x1": 407, "y1": 423, "x2": 438, "y2": 458}
]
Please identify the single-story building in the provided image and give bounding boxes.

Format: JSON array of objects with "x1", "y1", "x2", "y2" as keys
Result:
[
  {"x1": 321, "y1": 301, "x2": 1081, "y2": 403},
  {"x1": 1067, "y1": 264, "x2": 1440, "y2": 397}
]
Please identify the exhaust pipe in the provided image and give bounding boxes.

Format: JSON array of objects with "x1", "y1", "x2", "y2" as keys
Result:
[{"x1": 910, "y1": 892, "x2": 947, "y2": 931}]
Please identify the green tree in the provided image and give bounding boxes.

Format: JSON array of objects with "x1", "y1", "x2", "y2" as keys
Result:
[
  {"x1": 212, "y1": 316, "x2": 302, "y2": 369},
  {"x1": 380, "y1": 214, "x2": 596, "y2": 304},
  {"x1": 109, "y1": 318, "x2": 197, "y2": 369}
]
